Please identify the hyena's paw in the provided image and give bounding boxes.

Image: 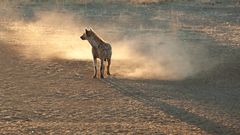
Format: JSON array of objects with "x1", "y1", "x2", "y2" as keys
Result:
[
  {"x1": 100, "y1": 75, "x2": 104, "y2": 79},
  {"x1": 92, "y1": 75, "x2": 97, "y2": 78},
  {"x1": 107, "y1": 72, "x2": 111, "y2": 75}
]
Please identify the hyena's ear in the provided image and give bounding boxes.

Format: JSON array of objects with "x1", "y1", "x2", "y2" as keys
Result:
[{"x1": 86, "y1": 29, "x2": 90, "y2": 36}]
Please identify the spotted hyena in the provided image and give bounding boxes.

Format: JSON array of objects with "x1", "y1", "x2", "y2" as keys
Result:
[{"x1": 80, "y1": 28, "x2": 112, "y2": 78}]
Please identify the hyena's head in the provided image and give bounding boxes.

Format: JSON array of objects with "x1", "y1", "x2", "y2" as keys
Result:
[{"x1": 80, "y1": 29, "x2": 91, "y2": 40}]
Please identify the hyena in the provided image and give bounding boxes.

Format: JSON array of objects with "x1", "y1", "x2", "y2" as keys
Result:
[{"x1": 80, "y1": 28, "x2": 112, "y2": 78}]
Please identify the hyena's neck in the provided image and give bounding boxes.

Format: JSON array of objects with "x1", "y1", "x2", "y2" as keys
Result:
[{"x1": 87, "y1": 37, "x2": 99, "y2": 48}]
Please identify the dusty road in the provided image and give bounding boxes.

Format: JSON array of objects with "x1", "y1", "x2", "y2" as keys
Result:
[
  {"x1": 1, "y1": 0, "x2": 240, "y2": 134},
  {"x1": 0, "y1": 41, "x2": 239, "y2": 134},
  {"x1": 0, "y1": 42, "x2": 207, "y2": 134}
]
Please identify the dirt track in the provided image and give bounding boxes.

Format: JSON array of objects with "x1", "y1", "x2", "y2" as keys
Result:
[
  {"x1": 0, "y1": 42, "x2": 207, "y2": 134},
  {"x1": 1, "y1": 1, "x2": 240, "y2": 134},
  {"x1": 1, "y1": 41, "x2": 240, "y2": 134}
]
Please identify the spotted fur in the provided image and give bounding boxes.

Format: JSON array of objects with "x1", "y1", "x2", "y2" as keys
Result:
[{"x1": 80, "y1": 28, "x2": 112, "y2": 78}]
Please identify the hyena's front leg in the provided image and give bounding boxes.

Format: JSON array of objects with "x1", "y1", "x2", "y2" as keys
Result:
[
  {"x1": 93, "y1": 58, "x2": 97, "y2": 78},
  {"x1": 100, "y1": 59, "x2": 105, "y2": 78},
  {"x1": 107, "y1": 58, "x2": 111, "y2": 75}
]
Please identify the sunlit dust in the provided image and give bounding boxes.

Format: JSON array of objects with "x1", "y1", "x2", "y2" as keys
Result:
[
  {"x1": 0, "y1": 8, "x2": 210, "y2": 80},
  {"x1": 2, "y1": 11, "x2": 92, "y2": 60}
]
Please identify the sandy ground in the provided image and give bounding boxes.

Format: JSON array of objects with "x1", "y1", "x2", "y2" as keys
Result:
[
  {"x1": 0, "y1": 42, "x2": 209, "y2": 134},
  {"x1": 1, "y1": 1, "x2": 240, "y2": 135},
  {"x1": 0, "y1": 43, "x2": 239, "y2": 134}
]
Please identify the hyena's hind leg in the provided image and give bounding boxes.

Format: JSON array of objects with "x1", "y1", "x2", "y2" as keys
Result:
[
  {"x1": 100, "y1": 59, "x2": 105, "y2": 78},
  {"x1": 107, "y1": 58, "x2": 111, "y2": 75},
  {"x1": 93, "y1": 58, "x2": 97, "y2": 78}
]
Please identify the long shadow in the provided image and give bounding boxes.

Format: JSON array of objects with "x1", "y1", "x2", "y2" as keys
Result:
[
  {"x1": 103, "y1": 77, "x2": 239, "y2": 135},
  {"x1": 101, "y1": 45, "x2": 240, "y2": 135}
]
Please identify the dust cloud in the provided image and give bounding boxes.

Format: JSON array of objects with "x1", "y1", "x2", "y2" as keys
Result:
[
  {"x1": 112, "y1": 33, "x2": 210, "y2": 80},
  {"x1": 0, "y1": 1, "x2": 210, "y2": 80},
  {"x1": 1, "y1": 10, "x2": 92, "y2": 60}
]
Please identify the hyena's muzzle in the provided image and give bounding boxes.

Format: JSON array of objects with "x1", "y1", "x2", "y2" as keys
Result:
[{"x1": 80, "y1": 34, "x2": 86, "y2": 40}]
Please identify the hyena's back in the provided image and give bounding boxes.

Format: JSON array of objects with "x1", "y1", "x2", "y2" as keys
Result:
[{"x1": 97, "y1": 43, "x2": 112, "y2": 60}]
